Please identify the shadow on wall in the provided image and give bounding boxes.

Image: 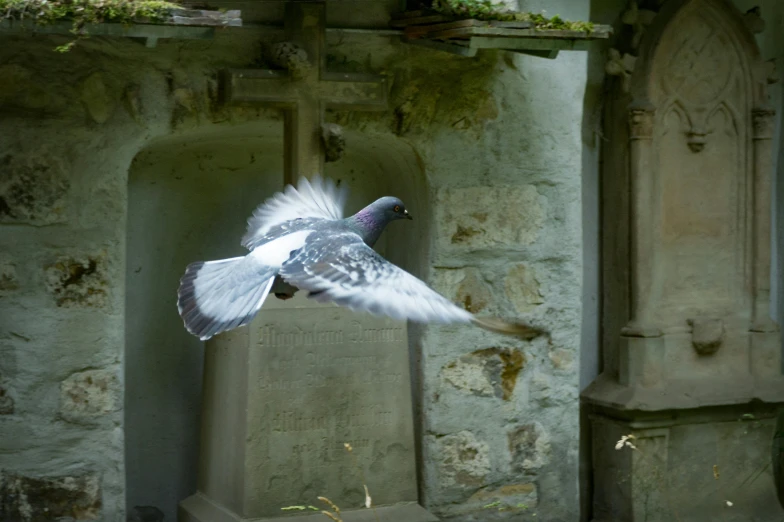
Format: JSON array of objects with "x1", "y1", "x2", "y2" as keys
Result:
[{"x1": 123, "y1": 120, "x2": 429, "y2": 520}]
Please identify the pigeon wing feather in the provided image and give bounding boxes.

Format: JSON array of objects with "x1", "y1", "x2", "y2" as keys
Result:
[
  {"x1": 280, "y1": 232, "x2": 474, "y2": 324},
  {"x1": 241, "y1": 175, "x2": 348, "y2": 250}
]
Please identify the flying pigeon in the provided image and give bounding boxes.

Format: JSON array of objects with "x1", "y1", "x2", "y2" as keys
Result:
[{"x1": 177, "y1": 175, "x2": 545, "y2": 341}]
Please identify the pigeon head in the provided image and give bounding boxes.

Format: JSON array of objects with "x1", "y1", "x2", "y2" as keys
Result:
[
  {"x1": 348, "y1": 196, "x2": 412, "y2": 247},
  {"x1": 373, "y1": 196, "x2": 413, "y2": 222}
]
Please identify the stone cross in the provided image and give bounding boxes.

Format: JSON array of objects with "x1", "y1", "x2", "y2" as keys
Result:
[{"x1": 222, "y1": 0, "x2": 387, "y2": 184}]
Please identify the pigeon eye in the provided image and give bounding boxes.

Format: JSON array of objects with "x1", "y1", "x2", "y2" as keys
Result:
[{"x1": 394, "y1": 205, "x2": 400, "y2": 212}]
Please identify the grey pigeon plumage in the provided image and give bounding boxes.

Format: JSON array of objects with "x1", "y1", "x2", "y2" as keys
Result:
[{"x1": 177, "y1": 175, "x2": 545, "y2": 341}]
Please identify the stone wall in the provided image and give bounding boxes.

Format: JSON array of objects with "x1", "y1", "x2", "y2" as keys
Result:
[{"x1": 0, "y1": 2, "x2": 588, "y2": 520}]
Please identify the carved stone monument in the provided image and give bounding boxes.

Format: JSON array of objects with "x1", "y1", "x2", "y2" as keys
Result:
[
  {"x1": 584, "y1": 0, "x2": 784, "y2": 520},
  {"x1": 180, "y1": 2, "x2": 435, "y2": 521}
]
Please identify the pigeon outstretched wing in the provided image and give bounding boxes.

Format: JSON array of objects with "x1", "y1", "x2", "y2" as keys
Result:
[
  {"x1": 280, "y1": 232, "x2": 544, "y2": 338},
  {"x1": 241, "y1": 175, "x2": 348, "y2": 249}
]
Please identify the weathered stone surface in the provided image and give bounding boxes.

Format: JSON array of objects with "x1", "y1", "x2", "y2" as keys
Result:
[
  {"x1": 548, "y1": 348, "x2": 575, "y2": 372},
  {"x1": 0, "y1": 257, "x2": 19, "y2": 294},
  {"x1": 0, "y1": 64, "x2": 63, "y2": 111},
  {"x1": 508, "y1": 422, "x2": 551, "y2": 474},
  {"x1": 435, "y1": 186, "x2": 544, "y2": 250},
  {"x1": 321, "y1": 122, "x2": 346, "y2": 163},
  {"x1": 129, "y1": 505, "x2": 165, "y2": 522},
  {"x1": 60, "y1": 368, "x2": 119, "y2": 422},
  {"x1": 504, "y1": 264, "x2": 544, "y2": 313},
  {"x1": 0, "y1": 152, "x2": 69, "y2": 225},
  {"x1": 688, "y1": 317, "x2": 724, "y2": 355},
  {"x1": 45, "y1": 253, "x2": 109, "y2": 309},
  {"x1": 465, "y1": 483, "x2": 538, "y2": 514},
  {"x1": 432, "y1": 267, "x2": 493, "y2": 314},
  {"x1": 433, "y1": 431, "x2": 491, "y2": 493},
  {"x1": 123, "y1": 83, "x2": 143, "y2": 122},
  {"x1": 440, "y1": 347, "x2": 526, "y2": 401},
  {"x1": 0, "y1": 472, "x2": 102, "y2": 521},
  {"x1": 0, "y1": 375, "x2": 15, "y2": 414},
  {"x1": 80, "y1": 73, "x2": 115, "y2": 124},
  {"x1": 530, "y1": 370, "x2": 576, "y2": 407}
]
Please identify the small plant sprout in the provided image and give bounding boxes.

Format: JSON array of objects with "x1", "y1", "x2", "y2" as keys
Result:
[
  {"x1": 318, "y1": 496, "x2": 342, "y2": 521},
  {"x1": 363, "y1": 484, "x2": 372, "y2": 509},
  {"x1": 615, "y1": 434, "x2": 638, "y2": 450}
]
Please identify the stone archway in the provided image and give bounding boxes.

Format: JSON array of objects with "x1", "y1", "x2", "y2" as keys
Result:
[{"x1": 124, "y1": 120, "x2": 429, "y2": 520}]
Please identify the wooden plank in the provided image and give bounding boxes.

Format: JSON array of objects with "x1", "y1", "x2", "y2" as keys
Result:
[
  {"x1": 488, "y1": 20, "x2": 534, "y2": 29},
  {"x1": 405, "y1": 18, "x2": 611, "y2": 41},
  {"x1": 389, "y1": 14, "x2": 452, "y2": 28},
  {"x1": 403, "y1": 19, "x2": 478, "y2": 38},
  {"x1": 167, "y1": 8, "x2": 242, "y2": 27}
]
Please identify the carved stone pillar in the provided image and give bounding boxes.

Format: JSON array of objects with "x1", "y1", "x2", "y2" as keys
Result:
[{"x1": 750, "y1": 107, "x2": 780, "y2": 379}]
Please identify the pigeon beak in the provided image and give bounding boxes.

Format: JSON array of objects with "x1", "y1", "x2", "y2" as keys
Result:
[{"x1": 404, "y1": 209, "x2": 413, "y2": 220}]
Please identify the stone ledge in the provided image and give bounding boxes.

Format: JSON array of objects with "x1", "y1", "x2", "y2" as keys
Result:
[{"x1": 582, "y1": 373, "x2": 784, "y2": 414}]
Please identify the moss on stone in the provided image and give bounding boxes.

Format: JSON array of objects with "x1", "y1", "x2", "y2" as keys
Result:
[
  {"x1": 432, "y1": 0, "x2": 595, "y2": 33},
  {"x1": 0, "y1": 0, "x2": 182, "y2": 50}
]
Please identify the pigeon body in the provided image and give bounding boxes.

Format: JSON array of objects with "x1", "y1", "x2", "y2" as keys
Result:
[{"x1": 177, "y1": 176, "x2": 545, "y2": 341}]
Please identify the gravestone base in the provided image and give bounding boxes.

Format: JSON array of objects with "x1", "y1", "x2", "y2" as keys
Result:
[
  {"x1": 587, "y1": 402, "x2": 783, "y2": 522},
  {"x1": 180, "y1": 493, "x2": 438, "y2": 522}
]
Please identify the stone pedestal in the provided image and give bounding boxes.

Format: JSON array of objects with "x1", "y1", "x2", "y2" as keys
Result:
[
  {"x1": 585, "y1": 0, "x2": 784, "y2": 520},
  {"x1": 179, "y1": 293, "x2": 436, "y2": 522}
]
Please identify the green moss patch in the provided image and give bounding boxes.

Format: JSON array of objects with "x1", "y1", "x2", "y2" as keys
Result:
[
  {"x1": 1, "y1": 0, "x2": 182, "y2": 50},
  {"x1": 432, "y1": 0, "x2": 595, "y2": 32}
]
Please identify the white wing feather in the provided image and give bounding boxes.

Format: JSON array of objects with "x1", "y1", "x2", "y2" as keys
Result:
[{"x1": 241, "y1": 175, "x2": 348, "y2": 249}]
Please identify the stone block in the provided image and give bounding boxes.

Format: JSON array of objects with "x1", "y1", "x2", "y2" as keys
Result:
[
  {"x1": 0, "y1": 375, "x2": 14, "y2": 415},
  {"x1": 590, "y1": 410, "x2": 783, "y2": 522},
  {"x1": 508, "y1": 422, "x2": 551, "y2": 474},
  {"x1": 463, "y1": 482, "x2": 538, "y2": 515},
  {"x1": 60, "y1": 368, "x2": 119, "y2": 423},
  {"x1": 432, "y1": 267, "x2": 493, "y2": 314},
  {"x1": 435, "y1": 185, "x2": 544, "y2": 251},
  {"x1": 504, "y1": 263, "x2": 544, "y2": 314},
  {"x1": 80, "y1": 73, "x2": 116, "y2": 124},
  {"x1": 0, "y1": 256, "x2": 19, "y2": 294},
  {"x1": 432, "y1": 430, "x2": 491, "y2": 497},
  {"x1": 45, "y1": 253, "x2": 109, "y2": 309},
  {"x1": 440, "y1": 347, "x2": 526, "y2": 401},
  {"x1": 0, "y1": 151, "x2": 69, "y2": 225},
  {"x1": 0, "y1": 472, "x2": 102, "y2": 521}
]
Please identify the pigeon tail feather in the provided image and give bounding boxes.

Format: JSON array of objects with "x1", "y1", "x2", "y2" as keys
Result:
[
  {"x1": 471, "y1": 316, "x2": 548, "y2": 340},
  {"x1": 177, "y1": 257, "x2": 275, "y2": 341}
]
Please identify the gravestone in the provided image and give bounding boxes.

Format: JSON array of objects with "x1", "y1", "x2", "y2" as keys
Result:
[
  {"x1": 584, "y1": 0, "x2": 784, "y2": 520},
  {"x1": 180, "y1": 1, "x2": 434, "y2": 521},
  {"x1": 180, "y1": 293, "x2": 435, "y2": 521}
]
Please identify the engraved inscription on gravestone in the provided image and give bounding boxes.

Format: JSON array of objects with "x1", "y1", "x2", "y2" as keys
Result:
[
  {"x1": 246, "y1": 303, "x2": 417, "y2": 515},
  {"x1": 185, "y1": 292, "x2": 423, "y2": 521}
]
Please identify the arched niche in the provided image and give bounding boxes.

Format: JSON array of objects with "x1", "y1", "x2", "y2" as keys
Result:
[{"x1": 124, "y1": 120, "x2": 428, "y2": 520}]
